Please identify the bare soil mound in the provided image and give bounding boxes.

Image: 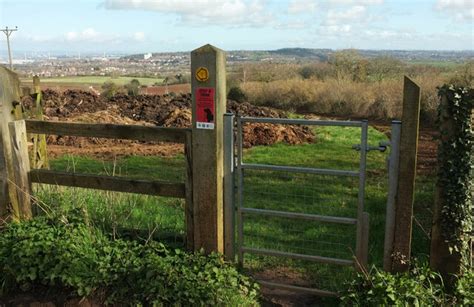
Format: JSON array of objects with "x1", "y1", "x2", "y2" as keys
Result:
[{"x1": 21, "y1": 90, "x2": 315, "y2": 151}]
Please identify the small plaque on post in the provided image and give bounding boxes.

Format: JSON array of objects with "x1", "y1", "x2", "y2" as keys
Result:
[
  {"x1": 195, "y1": 67, "x2": 209, "y2": 82},
  {"x1": 196, "y1": 87, "x2": 215, "y2": 129}
]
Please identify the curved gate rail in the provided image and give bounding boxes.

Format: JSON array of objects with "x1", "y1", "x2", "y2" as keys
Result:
[{"x1": 225, "y1": 115, "x2": 371, "y2": 297}]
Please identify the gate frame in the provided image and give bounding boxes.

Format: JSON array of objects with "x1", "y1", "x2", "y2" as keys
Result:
[{"x1": 227, "y1": 115, "x2": 371, "y2": 296}]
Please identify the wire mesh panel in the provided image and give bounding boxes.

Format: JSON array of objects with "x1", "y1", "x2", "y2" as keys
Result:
[
  {"x1": 243, "y1": 254, "x2": 357, "y2": 293},
  {"x1": 243, "y1": 214, "x2": 357, "y2": 260},
  {"x1": 242, "y1": 169, "x2": 359, "y2": 218},
  {"x1": 235, "y1": 116, "x2": 369, "y2": 296}
]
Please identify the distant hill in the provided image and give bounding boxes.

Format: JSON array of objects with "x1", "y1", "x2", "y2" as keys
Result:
[
  {"x1": 268, "y1": 48, "x2": 331, "y2": 61},
  {"x1": 121, "y1": 48, "x2": 474, "y2": 63}
]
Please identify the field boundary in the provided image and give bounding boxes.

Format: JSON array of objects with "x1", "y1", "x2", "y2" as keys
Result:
[{"x1": 7, "y1": 118, "x2": 195, "y2": 248}]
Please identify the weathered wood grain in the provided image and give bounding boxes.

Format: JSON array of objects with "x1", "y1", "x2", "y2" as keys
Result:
[
  {"x1": 8, "y1": 120, "x2": 32, "y2": 219},
  {"x1": 191, "y1": 44, "x2": 226, "y2": 253},
  {"x1": 25, "y1": 120, "x2": 189, "y2": 143},
  {"x1": 0, "y1": 66, "x2": 23, "y2": 221},
  {"x1": 391, "y1": 76, "x2": 421, "y2": 272},
  {"x1": 30, "y1": 169, "x2": 186, "y2": 198}
]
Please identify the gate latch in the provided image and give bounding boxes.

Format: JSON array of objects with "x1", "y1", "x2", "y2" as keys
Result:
[{"x1": 352, "y1": 141, "x2": 388, "y2": 152}]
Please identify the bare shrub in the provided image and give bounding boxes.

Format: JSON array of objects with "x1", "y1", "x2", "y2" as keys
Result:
[
  {"x1": 414, "y1": 74, "x2": 446, "y2": 124},
  {"x1": 241, "y1": 75, "x2": 445, "y2": 123}
]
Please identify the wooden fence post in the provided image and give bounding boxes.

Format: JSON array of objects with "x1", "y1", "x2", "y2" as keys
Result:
[
  {"x1": 30, "y1": 76, "x2": 49, "y2": 169},
  {"x1": 191, "y1": 44, "x2": 226, "y2": 253},
  {"x1": 0, "y1": 66, "x2": 23, "y2": 221},
  {"x1": 391, "y1": 76, "x2": 421, "y2": 272},
  {"x1": 9, "y1": 120, "x2": 32, "y2": 220},
  {"x1": 184, "y1": 131, "x2": 194, "y2": 250}
]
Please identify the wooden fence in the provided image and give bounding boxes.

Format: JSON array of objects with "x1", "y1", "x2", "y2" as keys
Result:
[
  {"x1": 0, "y1": 44, "x2": 228, "y2": 255},
  {"x1": 8, "y1": 119, "x2": 194, "y2": 248}
]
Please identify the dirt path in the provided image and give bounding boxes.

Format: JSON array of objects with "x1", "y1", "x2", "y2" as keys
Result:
[{"x1": 372, "y1": 124, "x2": 438, "y2": 175}]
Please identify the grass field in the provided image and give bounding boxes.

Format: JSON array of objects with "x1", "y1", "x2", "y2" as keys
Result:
[
  {"x1": 33, "y1": 124, "x2": 434, "y2": 301},
  {"x1": 21, "y1": 76, "x2": 164, "y2": 86}
]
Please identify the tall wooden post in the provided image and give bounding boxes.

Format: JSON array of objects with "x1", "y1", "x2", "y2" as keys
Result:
[
  {"x1": 9, "y1": 120, "x2": 32, "y2": 220},
  {"x1": 0, "y1": 66, "x2": 23, "y2": 221},
  {"x1": 31, "y1": 76, "x2": 49, "y2": 169},
  {"x1": 191, "y1": 44, "x2": 226, "y2": 253},
  {"x1": 391, "y1": 76, "x2": 421, "y2": 272}
]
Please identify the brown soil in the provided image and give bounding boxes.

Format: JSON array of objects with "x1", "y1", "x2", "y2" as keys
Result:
[
  {"x1": 373, "y1": 124, "x2": 438, "y2": 175},
  {"x1": 252, "y1": 267, "x2": 322, "y2": 306},
  {"x1": 141, "y1": 84, "x2": 191, "y2": 95},
  {"x1": 21, "y1": 90, "x2": 315, "y2": 157},
  {"x1": 22, "y1": 90, "x2": 438, "y2": 171}
]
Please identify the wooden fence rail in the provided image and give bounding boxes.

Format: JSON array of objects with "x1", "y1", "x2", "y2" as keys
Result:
[
  {"x1": 8, "y1": 118, "x2": 194, "y2": 248},
  {"x1": 25, "y1": 120, "x2": 190, "y2": 143},
  {"x1": 29, "y1": 170, "x2": 186, "y2": 198}
]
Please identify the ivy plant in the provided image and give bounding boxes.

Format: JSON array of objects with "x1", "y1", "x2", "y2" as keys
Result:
[{"x1": 436, "y1": 85, "x2": 473, "y2": 262}]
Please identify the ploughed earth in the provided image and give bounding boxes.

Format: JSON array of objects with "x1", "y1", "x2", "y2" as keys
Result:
[
  {"x1": 22, "y1": 89, "x2": 437, "y2": 173},
  {"x1": 21, "y1": 89, "x2": 315, "y2": 158}
]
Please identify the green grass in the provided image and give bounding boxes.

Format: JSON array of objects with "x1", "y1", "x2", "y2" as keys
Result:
[
  {"x1": 22, "y1": 76, "x2": 164, "y2": 86},
  {"x1": 35, "y1": 125, "x2": 435, "y2": 297},
  {"x1": 407, "y1": 60, "x2": 465, "y2": 68},
  {"x1": 34, "y1": 155, "x2": 187, "y2": 246},
  {"x1": 50, "y1": 155, "x2": 186, "y2": 182},
  {"x1": 238, "y1": 125, "x2": 390, "y2": 295}
]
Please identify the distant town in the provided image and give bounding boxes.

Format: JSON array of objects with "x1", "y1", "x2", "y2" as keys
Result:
[{"x1": 1, "y1": 48, "x2": 472, "y2": 79}]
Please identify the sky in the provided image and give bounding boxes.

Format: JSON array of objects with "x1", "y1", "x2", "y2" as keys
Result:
[{"x1": 0, "y1": 0, "x2": 472, "y2": 55}]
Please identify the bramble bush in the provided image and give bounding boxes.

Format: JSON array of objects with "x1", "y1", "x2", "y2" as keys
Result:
[{"x1": 0, "y1": 215, "x2": 259, "y2": 305}]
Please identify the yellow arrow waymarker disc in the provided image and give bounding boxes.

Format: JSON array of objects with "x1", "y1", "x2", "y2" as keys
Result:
[{"x1": 195, "y1": 67, "x2": 209, "y2": 82}]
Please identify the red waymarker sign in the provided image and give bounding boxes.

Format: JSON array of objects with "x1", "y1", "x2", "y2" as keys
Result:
[{"x1": 196, "y1": 87, "x2": 215, "y2": 129}]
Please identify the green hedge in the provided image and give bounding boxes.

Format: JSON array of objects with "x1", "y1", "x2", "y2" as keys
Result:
[
  {"x1": 341, "y1": 263, "x2": 473, "y2": 306},
  {"x1": 437, "y1": 85, "x2": 473, "y2": 259},
  {"x1": 0, "y1": 216, "x2": 259, "y2": 305}
]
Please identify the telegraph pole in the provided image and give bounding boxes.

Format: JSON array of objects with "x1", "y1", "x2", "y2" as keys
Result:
[{"x1": 1, "y1": 26, "x2": 18, "y2": 70}]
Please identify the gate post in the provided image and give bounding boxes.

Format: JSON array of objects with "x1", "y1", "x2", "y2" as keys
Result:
[
  {"x1": 0, "y1": 66, "x2": 24, "y2": 222},
  {"x1": 224, "y1": 113, "x2": 235, "y2": 260},
  {"x1": 383, "y1": 120, "x2": 402, "y2": 272},
  {"x1": 30, "y1": 76, "x2": 49, "y2": 169},
  {"x1": 191, "y1": 44, "x2": 226, "y2": 253},
  {"x1": 391, "y1": 76, "x2": 421, "y2": 272}
]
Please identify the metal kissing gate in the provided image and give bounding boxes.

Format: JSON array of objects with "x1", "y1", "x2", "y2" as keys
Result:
[{"x1": 223, "y1": 114, "x2": 371, "y2": 296}]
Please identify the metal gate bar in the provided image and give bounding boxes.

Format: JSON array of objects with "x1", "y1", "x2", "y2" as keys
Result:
[
  {"x1": 241, "y1": 207, "x2": 357, "y2": 225},
  {"x1": 242, "y1": 247, "x2": 354, "y2": 266},
  {"x1": 259, "y1": 281, "x2": 338, "y2": 297},
  {"x1": 240, "y1": 117, "x2": 364, "y2": 127},
  {"x1": 356, "y1": 120, "x2": 369, "y2": 267},
  {"x1": 241, "y1": 163, "x2": 359, "y2": 177}
]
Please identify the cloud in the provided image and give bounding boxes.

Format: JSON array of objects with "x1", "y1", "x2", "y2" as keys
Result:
[
  {"x1": 274, "y1": 19, "x2": 308, "y2": 30},
  {"x1": 319, "y1": 24, "x2": 353, "y2": 37},
  {"x1": 65, "y1": 28, "x2": 119, "y2": 43},
  {"x1": 101, "y1": 0, "x2": 274, "y2": 27},
  {"x1": 364, "y1": 29, "x2": 415, "y2": 40},
  {"x1": 288, "y1": 0, "x2": 318, "y2": 14},
  {"x1": 133, "y1": 32, "x2": 145, "y2": 42},
  {"x1": 325, "y1": 5, "x2": 367, "y2": 25},
  {"x1": 328, "y1": 0, "x2": 383, "y2": 4},
  {"x1": 435, "y1": 0, "x2": 474, "y2": 21}
]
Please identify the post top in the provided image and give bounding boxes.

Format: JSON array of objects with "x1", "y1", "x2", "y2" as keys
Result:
[
  {"x1": 0, "y1": 65, "x2": 19, "y2": 80},
  {"x1": 403, "y1": 75, "x2": 420, "y2": 88},
  {"x1": 192, "y1": 44, "x2": 225, "y2": 55}
]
